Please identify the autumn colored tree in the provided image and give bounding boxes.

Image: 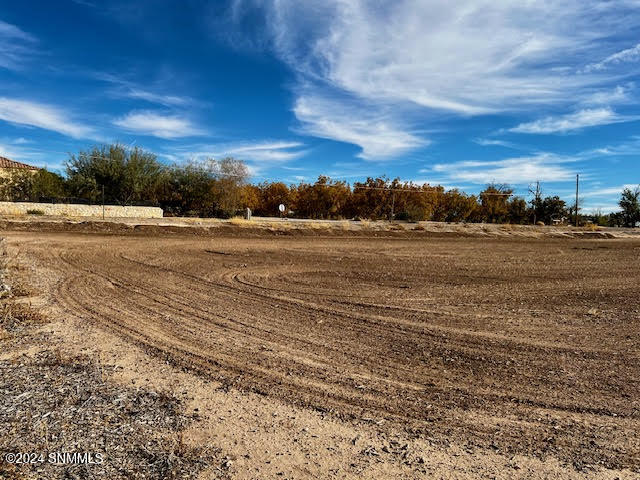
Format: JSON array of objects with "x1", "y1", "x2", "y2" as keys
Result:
[
  {"x1": 479, "y1": 183, "x2": 513, "y2": 223},
  {"x1": 254, "y1": 181, "x2": 292, "y2": 216},
  {"x1": 441, "y1": 190, "x2": 479, "y2": 222},
  {"x1": 350, "y1": 177, "x2": 393, "y2": 220},
  {"x1": 292, "y1": 176, "x2": 351, "y2": 219}
]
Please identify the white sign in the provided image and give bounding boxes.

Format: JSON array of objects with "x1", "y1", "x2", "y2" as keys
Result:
[{"x1": 278, "y1": 204, "x2": 285, "y2": 213}]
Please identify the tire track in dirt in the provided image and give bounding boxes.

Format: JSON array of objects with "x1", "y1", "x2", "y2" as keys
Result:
[{"x1": 15, "y1": 233, "x2": 640, "y2": 471}]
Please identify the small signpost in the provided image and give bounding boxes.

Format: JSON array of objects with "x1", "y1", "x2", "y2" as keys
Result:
[{"x1": 278, "y1": 203, "x2": 285, "y2": 218}]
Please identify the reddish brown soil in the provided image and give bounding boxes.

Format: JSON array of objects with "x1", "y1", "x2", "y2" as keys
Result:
[{"x1": 6, "y1": 227, "x2": 640, "y2": 474}]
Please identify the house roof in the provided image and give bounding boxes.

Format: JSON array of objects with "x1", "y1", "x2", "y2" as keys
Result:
[{"x1": 0, "y1": 156, "x2": 39, "y2": 170}]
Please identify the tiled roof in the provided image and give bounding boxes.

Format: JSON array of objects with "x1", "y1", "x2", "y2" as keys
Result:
[{"x1": 0, "y1": 156, "x2": 39, "y2": 170}]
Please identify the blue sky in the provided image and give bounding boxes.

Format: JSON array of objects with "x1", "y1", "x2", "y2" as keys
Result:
[{"x1": 1, "y1": 0, "x2": 640, "y2": 212}]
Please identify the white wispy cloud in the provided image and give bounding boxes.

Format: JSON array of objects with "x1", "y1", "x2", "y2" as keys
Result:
[
  {"x1": 113, "y1": 111, "x2": 203, "y2": 139},
  {"x1": 231, "y1": 0, "x2": 640, "y2": 158},
  {"x1": 220, "y1": 141, "x2": 307, "y2": 162},
  {"x1": 164, "y1": 140, "x2": 307, "y2": 166},
  {"x1": 0, "y1": 138, "x2": 67, "y2": 171},
  {"x1": 473, "y1": 138, "x2": 520, "y2": 149},
  {"x1": 580, "y1": 182, "x2": 640, "y2": 213},
  {"x1": 0, "y1": 97, "x2": 94, "y2": 138},
  {"x1": 293, "y1": 94, "x2": 426, "y2": 160},
  {"x1": 96, "y1": 73, "x2": 193, "y2": 107},
  {"x1": 0, "y1": 141, "x2": 39, "y2": 162},
  {"x1": 425, "y1": 153, "x2": 577, "y2": 185},
  {"x1": 0, "y1": 19, "x2": 37, "y2": 70},
  {"x1": 508, "y1": 108, "x2": 634, "y2": 134},
  {"x1": 583, "y1": 136, "x2": 640, "y2": 157},
  {"x1": 123, "y1": 89, "x2": 190, "y2": 107},
  {"x1": 583, "y1": 43, "x2": 640, "y2": 73},
  {"x1": 581, "y1": 85, "x2": 632, "y2": 105},
  {"x1": 581, "y1": 184, "x2": 639, "y2": 198}
]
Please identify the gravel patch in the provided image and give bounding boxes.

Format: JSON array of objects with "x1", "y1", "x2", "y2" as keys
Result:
[{"x1": 0, "y1": 241, "x2": 224, "y2": 479}]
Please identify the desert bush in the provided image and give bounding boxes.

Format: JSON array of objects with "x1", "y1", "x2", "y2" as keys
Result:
[
  {"x1": 26, "y1": 209, "x2": 44, "y2": 215},
  {"x1": 584, "y1": 223, "x2": 601, "y2": 231}
]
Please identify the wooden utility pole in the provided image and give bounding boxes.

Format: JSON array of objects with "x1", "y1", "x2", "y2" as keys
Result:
[
  {"x1": 575, "y1": 174, "x2": 579, "y2": 227},
  {"x1": 102, "y1": 185, "x2": 105, "y2": 220}
]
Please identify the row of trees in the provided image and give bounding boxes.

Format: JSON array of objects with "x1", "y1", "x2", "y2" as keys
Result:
[
  {"x1": 0, "y1": 145, "x2": 250, "y2": 218},
  {"x1": 0, "y1": 144, "x2": 637, "y2": 226},
  {"x1": 242, "y1": 179, "x2": 599, "y2": 224}
]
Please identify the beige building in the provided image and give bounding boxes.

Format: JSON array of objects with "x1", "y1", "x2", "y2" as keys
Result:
[{"x1": 0, "y1": 156, "x2": 39, "y2": 178}]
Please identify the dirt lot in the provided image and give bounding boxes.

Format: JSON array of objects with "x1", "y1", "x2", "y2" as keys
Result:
[{"x1": 2, "y1": 222, "x2": 639, "y2": 479}]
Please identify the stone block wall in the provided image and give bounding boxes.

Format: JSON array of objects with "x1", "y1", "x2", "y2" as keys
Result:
[{"x1": 0, "y1": 202, "x2": 163, "y2": 218}]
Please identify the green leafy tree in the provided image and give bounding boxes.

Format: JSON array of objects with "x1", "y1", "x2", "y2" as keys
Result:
[
  {"x1": 619, "y1": 186, "x2": 640, "y2": 227},
  {"x1": 507, "y1": 197, "x2": 528, "y2": 224},
  {"x1": 160, "y1": 162, "x2": 213, "y2": 216},
  {"x1": 540, "y1": 196, "x2": 568, "y2": 225},
  {"x1": 0, "y1": 170, "x2": 35, "y2": 201},
  {"x1": 66, "y1": 144, "x2": 163, "y2": 205},
  {"x1": 32, "y1": 169, "x2": 67, "y2": 199},
  {"x1": 0, "y1": 169, "x2": 67, "y2": 201}
]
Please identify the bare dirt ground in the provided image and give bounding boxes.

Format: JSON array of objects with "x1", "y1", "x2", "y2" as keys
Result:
[{"x1": 2, "y1": 220, "x2": 639, "y2": 479}]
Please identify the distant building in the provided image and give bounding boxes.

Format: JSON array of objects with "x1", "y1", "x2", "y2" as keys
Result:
[{"x1": 0, "y1": 156, "x2": 39, "y2": 178}]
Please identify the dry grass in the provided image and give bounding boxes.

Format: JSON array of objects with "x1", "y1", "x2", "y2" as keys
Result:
[
  {"x1": 263, "y1": 220, "x2": 292, "y2": 230},
  {"x1": 229, "y1": 216, "x2": 251, "y2": 226},
  {"x1": 308, "y1": 221, "x2": 333, "y2": 230},
  {"x1": 9, "y1": 281, "x2": 34, "y2": 297},
  {"x1": 1, "y1": 302, "x2": 47, "y2": 332}
]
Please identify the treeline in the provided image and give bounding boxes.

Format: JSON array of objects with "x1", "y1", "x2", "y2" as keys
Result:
[
  {"x1": 0, "y1": 144, "x2": 638, "y2": 227},
  {"x1": 245, "y1": 177, "x2": 534, "y2": 223},
  {"x1": 0, "y1": 145, "x2": 249, "y2": 218}
]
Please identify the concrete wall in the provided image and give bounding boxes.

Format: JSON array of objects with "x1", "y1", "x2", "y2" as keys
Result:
[{"x1": 0, "y1": 201, "x2": 163, "y2": 218}]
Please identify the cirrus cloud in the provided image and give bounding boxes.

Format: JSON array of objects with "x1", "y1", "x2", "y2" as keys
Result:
[
  {"x1": 508, "y1": 108, "x2": 635, "y2": 134},
  {"x1": 426, "y1": 153, "x2": 577, "y2": 185},
  {"x1": 0, "y1": 97, "x2": 94, "y2": 139},
  {"x1": 113, "y1": 111, "x2": 204, "y2": 139},
  {"x1": 230, "y1": 0, "x2": 640, "y2": 159}
]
